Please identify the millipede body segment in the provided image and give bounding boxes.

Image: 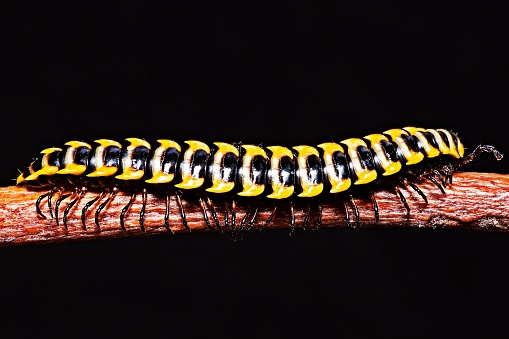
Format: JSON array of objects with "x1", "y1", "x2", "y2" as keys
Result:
[{"x1": 16, "y1": 127, "x2": 503, "y2": 238}]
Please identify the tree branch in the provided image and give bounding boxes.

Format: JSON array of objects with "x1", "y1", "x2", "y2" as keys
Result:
[{"x1": 0, "y1": 172, "x2": 508, "y2": 246}]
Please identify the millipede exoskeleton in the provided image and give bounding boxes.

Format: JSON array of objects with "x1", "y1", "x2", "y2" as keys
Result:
[{"x1": 16, "y1": 127, "x2": 503, "y2": 240}]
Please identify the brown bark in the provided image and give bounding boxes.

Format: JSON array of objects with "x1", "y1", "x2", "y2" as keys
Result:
[{"x1": 0, "y1": 172, "x2": 508, "y2": 246}]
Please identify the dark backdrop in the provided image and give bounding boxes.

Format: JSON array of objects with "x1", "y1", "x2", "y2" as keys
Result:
[{"x1": 0, "y1": 2, "x2": 507, "y2": 337}]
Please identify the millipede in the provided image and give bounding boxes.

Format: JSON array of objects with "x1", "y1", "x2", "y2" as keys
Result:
[{"x1": 16, "y1": 127, "x2": 503, "y2": 240}]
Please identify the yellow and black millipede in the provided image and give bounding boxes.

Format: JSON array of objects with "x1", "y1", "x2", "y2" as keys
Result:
[{"x1": 16, "y1": 127, "x2": 503, "y2": 239}]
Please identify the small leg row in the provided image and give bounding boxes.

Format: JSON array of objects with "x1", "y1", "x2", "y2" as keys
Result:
[{"x1": 33, "y1": 177, "x2": 438, "y2": 239}]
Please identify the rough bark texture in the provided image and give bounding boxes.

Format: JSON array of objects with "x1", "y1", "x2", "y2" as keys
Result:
[{"x1": 0, "y1": 172, "x2": 508, "y2": 246}]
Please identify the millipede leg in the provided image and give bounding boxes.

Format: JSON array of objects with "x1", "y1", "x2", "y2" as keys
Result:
[
  {"x1": 343, "y1": 201, "x2": 352, "y2": 228},
  {"x1": 425, "y1": 174, "x2": 446, "y2": 194},
  {"x1": 443, "y1": 167, "x2": 453, "y2": 185},
  {"x1": 261, "y1": 206, "x2": 277, "y2": 232},
  {"x1": 63, "y1": 195, "x2": 79, "y2": 230},
  {"x1": 164, "y1": 194, "x2": 173, "y2": 233},
  {"x1": 396, "y1": 187, "x2": 410, "y2": 216},
  {"x1": 120, "y1": 193, "x2": 136, "y2": 230},
  {"x1": 207, "y1": 197, "x2": 222, "y2": 233},
  {"x1": 95, "y1": 188, "x2": 118, "y2": 229},
  {"x1": 370, "y1": 191, "x2": 380, "y2": 223},
  {"x1": 303, "y1": 203, "x2": 311, "y2": 234},
  {"x1": 433, "y1": 169, "x2": 447, "y2": 187},
  {"x1": 47, "y1": 188, "x2": 58, "y2": 219},
  {"x1": 231, "y1": 199, "x2": 237, "y2": 235},
  {"x1": 350, "y1": 195, "x2": 360, "y2": 228},
  {"x1": 247, "y1": 204, "x2": 259, "y2": 232},
  {"x1": 315, "y1": 201, "x2": 322, "y2": 233},
  {"x1": 139, "y1": 188, "x2": 147, "y2": 232},
  {"x1": 289, "y1": 202, "x2": 296, "y2": 237},
  {"x1": 239, "y1": 207, "x2": 250, "y2": 231},
  {"x1": 63, "y1": 189, "x2": 85, "y2": 230},
  {"x1": 224, "y1": 201, "x2": 231, "y2": 237},
  {"x1": 238, "y1": 203, "x2": 251, "y2": 240},
  {"x1": 55, "y1": 193, "x2": 72, "y2": 227},
  {"x1": 405, "y1": 181, "x2": 428, "y2": 203},
  {"x1": 81, "y1": 192, "x2": 105, "y2": 229},
  {"x1": 199, "y1": 197, "x2": 214, "y2": 231},
  {"x1": 36, "y1": 191, "x2": 51, "y2": 219},
  {"x1": 176, "y1": 191, "x2": 190, "y2": 232}
]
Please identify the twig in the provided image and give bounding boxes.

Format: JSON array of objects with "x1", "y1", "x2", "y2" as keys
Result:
[{"x1": 0, "y1": 172, "x2": 508, "y2": 246}]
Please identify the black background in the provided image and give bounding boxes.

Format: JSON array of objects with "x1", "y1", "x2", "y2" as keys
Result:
[{"x1": 1, "y1": 2, "x2": 508, "y2": 337}]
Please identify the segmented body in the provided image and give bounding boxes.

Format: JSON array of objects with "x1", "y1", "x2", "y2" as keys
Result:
[{"x1": 16, "y1": 127, "x2": 502, "y2": 238}]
